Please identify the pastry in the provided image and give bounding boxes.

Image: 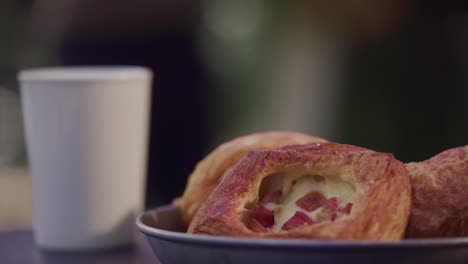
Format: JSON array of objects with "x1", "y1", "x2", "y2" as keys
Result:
[
  {"x1": 188, "y1": 142, "x2": 411, "y2": 241},
  {"x1": 405, "y1": 145, "x2": 468, "y2": 238},
  {"x1": 177, "y1": 131, "x2": 327, "y2": 225}
]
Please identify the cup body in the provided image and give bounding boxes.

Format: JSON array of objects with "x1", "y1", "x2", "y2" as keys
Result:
[{"x1": 18, "y1": 66, "x2": 152, "y2": 250}]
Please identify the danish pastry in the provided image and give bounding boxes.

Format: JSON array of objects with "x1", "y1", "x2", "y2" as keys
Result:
[
  {"x1": 188, "y1": 142, "x2": 411, "y2": 241},
  {"x1": 177, "y1": 131, "x2": 327, "y2": 225},
  {"x1": 405, "y1": 145, "x2": 468, "y2": 238}
]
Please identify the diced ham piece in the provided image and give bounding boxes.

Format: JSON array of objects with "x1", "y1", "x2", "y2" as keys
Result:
[
  {"x1": 295, "y1": 191, "x2": 326, "y2": 211},
  {"x1": 246, "y1": 218, "x2": 268, "y2": 232},
  {"x1": 261, "y1": 190, "x2": 282, "y2": 204},
  {"x1": 282, "y1": 211, "x2": 315, "y2": 231},
  {"x1": 321, "y1": 197, "x2": 339, "y2": 221},
  {"x1": 247, "y1": 205, "x2": 274, "y2": 228},
  {"x1": 247, "y1": 188, "x2": 354, "y2": 232},
  {"x1": 341, "y1": 202, "x2": 353, "y2": 215}
]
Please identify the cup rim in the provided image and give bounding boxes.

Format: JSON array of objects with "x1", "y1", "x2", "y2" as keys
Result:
[{"x1": 18, "y1": 66, "x2": 153, "y2": 82}]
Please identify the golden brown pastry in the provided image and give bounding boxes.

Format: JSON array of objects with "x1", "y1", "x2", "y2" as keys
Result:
[
  {"x1": 188, "y1": 142, "x2": 411, "y2": 241},
  {"x1": 177, "y1": 131, "x2": 327, "y2": 225},
  {"x1": 405, "y1": 145, "x2": 468, "y2": 238}
]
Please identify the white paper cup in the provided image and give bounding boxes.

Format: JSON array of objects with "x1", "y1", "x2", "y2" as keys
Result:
[{"x1": 18, "y1": 66, "x2": 152, "y2": 250}]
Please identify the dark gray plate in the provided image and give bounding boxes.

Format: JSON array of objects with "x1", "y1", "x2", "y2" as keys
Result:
[{"x1": 136, "y1": 205, "x2": 468, "y2": 264}]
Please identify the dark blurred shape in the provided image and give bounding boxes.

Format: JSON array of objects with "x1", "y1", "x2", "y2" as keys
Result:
[
  {"x1": 57, "y1": 1, "x2": 211, "y2": 207},
  {"x1": 301, "y1": 0, "x2": 408, "y2": 40},
  {"x1": 338, "y1": 0, "x2": 468, "y2": 162}
]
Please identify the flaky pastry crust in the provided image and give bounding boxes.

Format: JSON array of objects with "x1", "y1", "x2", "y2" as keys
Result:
[
  {"x1": 177, "y1": 131, "x2": 327, "y2": 225},
  {"x1": 405, "y1": 145, "x2": 468, "y2": 238},
  {"x1": 188, "y1": 143, "x2": 411, "y2": 241}
]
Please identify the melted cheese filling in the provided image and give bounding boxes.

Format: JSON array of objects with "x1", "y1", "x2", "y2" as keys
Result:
[{"x1": 268, "y1": 175, "x2": 356, "y2": 232}]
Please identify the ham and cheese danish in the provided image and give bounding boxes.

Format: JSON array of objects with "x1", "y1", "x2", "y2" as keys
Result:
[
  {"x1": 405, "y1": 145, "x2": 468, "y2": 238},
  {"x1": 188, "y1": 142, "x2": 411, "y2": 241},
  {"x1": 177, "y1": 131, "x2": 327, "y2": 225}
]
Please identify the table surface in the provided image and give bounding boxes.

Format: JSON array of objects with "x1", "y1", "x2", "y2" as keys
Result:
[{"x1": 0, "y1": 230, "x2": 159, "y2": 264}]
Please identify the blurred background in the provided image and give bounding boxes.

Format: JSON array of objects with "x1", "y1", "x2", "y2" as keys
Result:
[{"x1": 0, "y1": 0, "x2": 467, "y2": 229}]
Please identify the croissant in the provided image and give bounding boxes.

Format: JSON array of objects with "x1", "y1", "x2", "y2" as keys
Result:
[
  {"x1": 177, "y1": 131, "x2": 327, "y2": 225},
  {"x1": 188, "y1": 142, "x2": 411, "y2": 241},
  {"x1": 405, "y1": 145, "x2": 468, "y2": 238}
]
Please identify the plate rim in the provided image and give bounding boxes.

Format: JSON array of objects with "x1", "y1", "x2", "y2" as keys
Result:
[{"x1": 136, "y1": 205, "x2": 468, "y2": 249}]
